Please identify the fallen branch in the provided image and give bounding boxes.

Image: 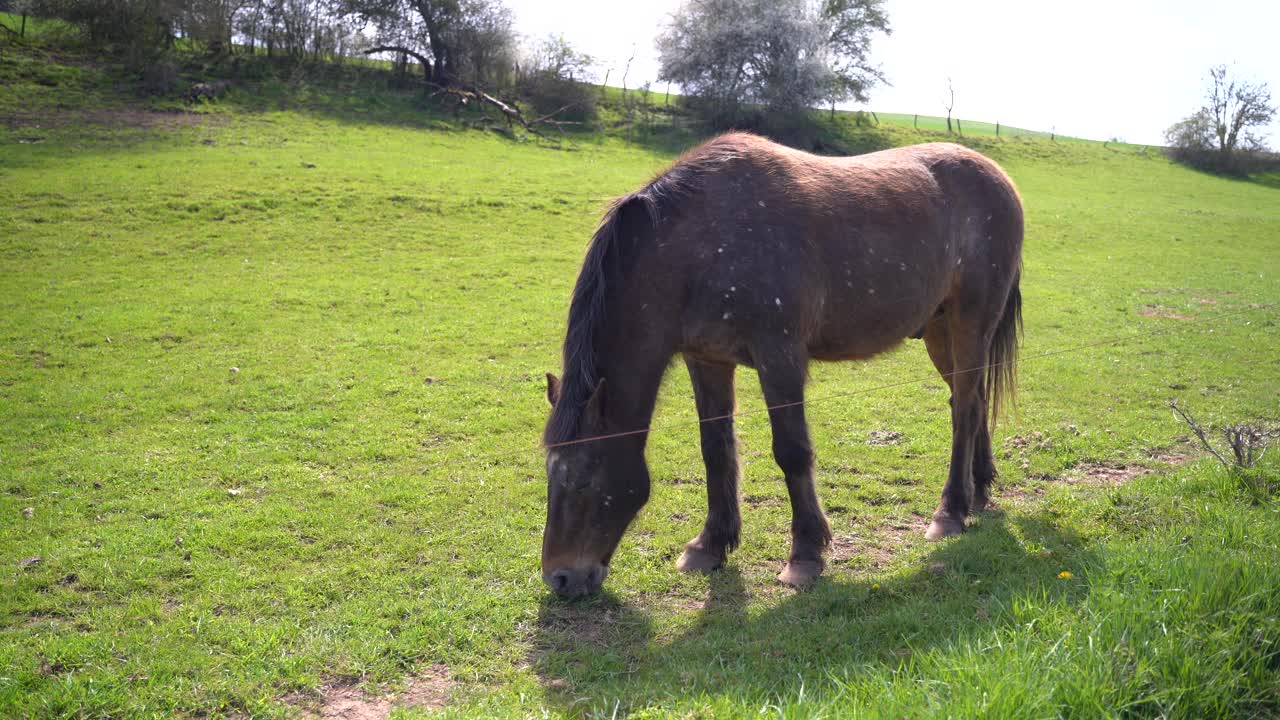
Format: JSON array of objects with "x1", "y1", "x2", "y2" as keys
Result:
[{"x1": 424, "y1": 80, "x2": 579, "y2": 141}]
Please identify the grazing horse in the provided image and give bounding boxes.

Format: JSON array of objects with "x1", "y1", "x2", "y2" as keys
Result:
[{"x1": 542, "y1": 132, "x2": 1023, "y2": 598}]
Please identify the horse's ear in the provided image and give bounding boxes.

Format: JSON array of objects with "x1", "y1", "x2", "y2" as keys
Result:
[
  {"x1": 545, "y1": 373, "x2": 561, "y2": 407},
  {"x1": 584, "y1": 378, "x2": 606, "y2": 425}
]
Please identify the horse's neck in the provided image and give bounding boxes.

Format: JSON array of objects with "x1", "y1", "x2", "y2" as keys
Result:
[{"x1": 594, "y1": 318, "x2": 670, "y2": 445}]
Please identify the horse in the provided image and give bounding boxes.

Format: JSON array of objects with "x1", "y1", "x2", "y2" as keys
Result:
[{"x1": 541, "y1": 132, "x2": 1023, "y2": 598}]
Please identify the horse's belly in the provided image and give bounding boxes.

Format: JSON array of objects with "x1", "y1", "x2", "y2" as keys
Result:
[{"x1": 809, "y1": 287, "x2": 943, "y2": 361}]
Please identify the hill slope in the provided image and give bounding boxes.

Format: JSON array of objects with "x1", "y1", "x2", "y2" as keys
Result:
[{"x1": 2, "y1": 42, "x2": 1279, "y2": 719}]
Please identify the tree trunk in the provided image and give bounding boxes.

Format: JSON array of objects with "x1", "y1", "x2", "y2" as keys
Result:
[{"x1": 363, "y1": 46, "x2": 433, "y2": 82}]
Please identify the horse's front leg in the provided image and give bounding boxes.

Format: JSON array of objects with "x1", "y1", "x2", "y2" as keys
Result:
[
  {"x1": 677, "y1": 356, "x2": 741, "y2": 573},
  {"x1": 757, "y1": 353, "x2": 831, "y2": 588}
]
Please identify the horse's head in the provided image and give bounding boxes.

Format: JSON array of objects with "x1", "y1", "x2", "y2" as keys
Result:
[{"x1": 541, "y1": 373, "x2": 650, "y2": 598}]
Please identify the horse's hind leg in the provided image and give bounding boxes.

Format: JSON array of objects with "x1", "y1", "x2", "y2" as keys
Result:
[
  {"x1": 925, "y1": 311, "x2": 991, "y2": 540},
  {"x1": 970, "y1": 382, "x2": 998, "y2": 512},
  {"x1": 678, "y1": 356, "x2": 741, "y2": 573},
  {"x1": 923, "y1": 317, "x2": 997, "y2": 514},
  {"x1": 755, "y1": 351, "x2": 831, "y2": 587}
]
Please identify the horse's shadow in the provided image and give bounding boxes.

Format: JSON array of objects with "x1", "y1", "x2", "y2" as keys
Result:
[{"x1": 532, "y1": 509, "x2": 1097, "y2": 713}]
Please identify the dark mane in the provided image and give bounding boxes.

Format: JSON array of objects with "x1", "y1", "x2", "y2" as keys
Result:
[{"x1": 543, "y1": 139, "x2": 743, "y2": 445}]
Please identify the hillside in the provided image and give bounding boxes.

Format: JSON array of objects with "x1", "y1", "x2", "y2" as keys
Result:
[{"x1": 2, "y1": 37, "x2": 1279, "y2": 719}]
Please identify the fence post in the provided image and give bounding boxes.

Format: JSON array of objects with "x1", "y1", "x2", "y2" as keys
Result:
[
  {"x1": 913, "y1": 114, "x2": 918, "y2": 129},
  {"x1": 956, "y1": 118, "x2": 962, "y2": 136},
  {"x1": 996, "y1": 121, "x2": 1000, "y2": 137}
]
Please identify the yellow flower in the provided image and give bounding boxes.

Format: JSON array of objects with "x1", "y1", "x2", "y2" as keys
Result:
[
  {"x1": 871, "y1": 583, "x2": 881, "y2": 590},
  {"x1": 1058, "y1": 571, "x2": 1074, "y2": 580}
]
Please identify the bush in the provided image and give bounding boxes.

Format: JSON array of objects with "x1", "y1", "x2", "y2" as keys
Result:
[{"x1": 519, "y1": 73, "x2": 595, "y2": 123}]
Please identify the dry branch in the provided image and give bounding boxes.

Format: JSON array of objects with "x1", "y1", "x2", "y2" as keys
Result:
[
  {"x1": 1169, "y1": 400, "x2": 1275, "y2": 471},
  {"x1": 424, "y1": 79, "x2": 579, "y2": 140}
]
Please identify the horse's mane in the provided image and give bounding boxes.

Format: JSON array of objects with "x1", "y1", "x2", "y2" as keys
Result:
[{"x1": 543, "y1": 138, "x2": 746, "y2": 445}]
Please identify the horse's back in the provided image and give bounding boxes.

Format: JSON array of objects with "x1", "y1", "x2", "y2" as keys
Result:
[{"x1": 637, "y1": 134, "x2": 1021, "y2": 364}]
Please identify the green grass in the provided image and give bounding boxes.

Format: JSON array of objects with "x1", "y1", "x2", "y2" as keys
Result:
[
  {"x1": 2, "y1": 42, "x2": 1279, "y2": 719},
  {"x1": 874, "y1": 112, "x2": 1064, "y2": 141}
]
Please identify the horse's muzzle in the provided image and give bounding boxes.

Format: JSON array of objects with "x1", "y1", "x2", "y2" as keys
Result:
[{"x1": 544, "y1": 565, "x2": 608, "y2": 598}]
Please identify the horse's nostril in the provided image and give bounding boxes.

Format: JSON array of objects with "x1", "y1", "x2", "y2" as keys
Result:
[{"x1": 550, "y1": 570, "x2": 570, "y2": 593}]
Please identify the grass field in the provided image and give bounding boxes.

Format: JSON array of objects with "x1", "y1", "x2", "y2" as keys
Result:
[{"x1": 2, "y1": 39, "x2": 1279, "y2": 719}]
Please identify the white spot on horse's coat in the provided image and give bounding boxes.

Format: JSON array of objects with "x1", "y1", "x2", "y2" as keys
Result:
[
  {"x1": 986, "y1": 214, "x2": 993, "y2": 221},
  {"x1": 730, "y1": 286, "x2": 736, "y2": 292},
  {"x1": 868, "y1": 288, "x2": 876, "y2": 295},
  {"x1": 775, "y1": 297, "x2": 782, "y2": 307},
  {"x1": 899, "y1": 262, "x2": 907, "y2": 271},
  {"x1": 641, "y1": 303, "x2": 648, "y2": 310},
  {"x1": 717, "y1": 247, "x2": 724, "y2": 253},
  {"x1": 723, "y1": 312, "x2": 732, "y2": 320},
  {"x1": 783, "y1": 328, "x2": 789, "y2": 335},
  {"x1": 758, "y1": 201, "x2": 766, "y2": 207},
  {"x1": 846, "y1": 281, "x2": 853, "y2": 287}
]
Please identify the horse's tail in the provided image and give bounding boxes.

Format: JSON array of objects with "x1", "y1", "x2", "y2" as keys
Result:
[{"x1": 987, "y1": 269, "x2": 1022, "y2": 425}]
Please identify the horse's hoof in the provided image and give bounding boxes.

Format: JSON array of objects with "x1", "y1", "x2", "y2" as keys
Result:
[
  {"x1": 973, "y1": 493, "x2": 995, "y2": 513},
  {"x1": 777, "y1": 559, "x2": 824, "y2": 588},
  {"x1": 676, "y1": 544, "x2": 725, "y2": 573},
  {"x1": 925, "y1": 515, "x2": 965, "y2": 540}
]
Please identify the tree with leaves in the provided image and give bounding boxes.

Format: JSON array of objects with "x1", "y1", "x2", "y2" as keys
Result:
[
  {"x1": 1166, "y1": 65, "x2": 1275, "y2": 173},
  {"x1": 342, "y1": 0, "x2": 514, "y2": 84},
  {"x1": 656, "y1": 0, "x2": 888, "y2": 128}
]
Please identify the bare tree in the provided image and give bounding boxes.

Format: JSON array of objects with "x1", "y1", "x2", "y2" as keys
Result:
[
  {"x1": 515, "y1": 34, "x2": 597, "y2": 122},
  {"x1": 944, "y1": 77, "x2": 954, "y2": 134}
]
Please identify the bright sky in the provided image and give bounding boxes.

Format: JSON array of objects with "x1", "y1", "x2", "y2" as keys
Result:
[{"x1": 505, "y1": 0, "x2": 1280, "y2": 146}]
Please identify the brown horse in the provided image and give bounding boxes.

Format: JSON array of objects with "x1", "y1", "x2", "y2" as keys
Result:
[{"x1": 542, "y1": 132, "x2": 1022, "y2": 598}]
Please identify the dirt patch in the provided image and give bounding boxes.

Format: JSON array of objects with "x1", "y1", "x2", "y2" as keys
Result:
[
  {"x1": 743, "y1": 493, "x2": 782, "y2": 507},
  {"x1": 536, "y1": 604, "x2": 620, "y2": 647},
  {"x1": 866, "y1": 430, "x2": 904, "y2": 446},
  {"x1": 831, "y1": 516, "x2": 928, "y2": 570},
  {"x1": 295, "y1": 666, "x2": 453, "y2": 719},
  {"x1": 1146, "y1": 447, "x2": 1196, "y2": 464},
  {"x1": 1070, "y1": 462, "x2": 1152, "y2": 487},
  {"x1": 6, "y1": 108, "x2": 213, "y2": 131},
  {"x1": 1191, "y1": 297, "x2": 1220, "y2": 305},
  {"x1": 996, "y1": 482, "x2": 1047, "y2": 503},
  {"x1": 1003, "y1": 431, "x2": 1053, "y2": 453},
  {"x1": 1138, "y1": 306, "x2": 1193, "y2": 321}
]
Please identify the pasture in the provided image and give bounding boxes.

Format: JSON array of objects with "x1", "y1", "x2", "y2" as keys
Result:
[{"x1": 2, "y1": 46, "x2": 1279, "y2": 718}]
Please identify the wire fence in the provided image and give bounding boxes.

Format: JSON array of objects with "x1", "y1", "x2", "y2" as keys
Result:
[{"x1": 426, "y1": 299, "x2": 1274, "y2": 474}]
